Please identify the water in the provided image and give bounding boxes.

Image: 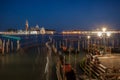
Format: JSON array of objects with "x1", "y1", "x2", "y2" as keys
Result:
[
  {"x1": 0, "y1": 34, "x2": 64, "y2": 80},
  {"x1": 0, "y1": 34, "x2": 120, "y2": 80},
  {"x1": 0, "y1": 54, "x2": 36, "y2": 80},
  {"x1": 0, "y1": 34, "x2": 50, "y2": 80}
]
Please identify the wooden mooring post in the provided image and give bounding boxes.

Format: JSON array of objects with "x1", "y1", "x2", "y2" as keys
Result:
[
  {"x1": 11, "y1": 41, "x2": 13, "y2": 51},
  {"x1": 2, "y1": 40, "x2": 5, "y2": 55},
  {"x1": 17, "y1": 40, "x2": 20, "y2": 51},
  {"x1": 6, "y1": 39, "x2": 10, "y2": 53},
  {"x1": 1, "y1": 35, "x2": 21, "y2": 54}
]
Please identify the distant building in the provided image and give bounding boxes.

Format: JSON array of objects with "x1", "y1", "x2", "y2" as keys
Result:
[
  {"x1": 1, "y1": 20, "x2": 56, "y2": 35},
  {"x1": 29, "y1": 25, "x2": 55, "y2": 34},
  {"x1": 45, "y1": 29, "x2": 56, "y2": 34},
  {"x1": 40, "y1": 27, "x2": 46, "y2": 34},
  {"x1": 30, "y1": 31, "x2": 37, "y2": 34}
]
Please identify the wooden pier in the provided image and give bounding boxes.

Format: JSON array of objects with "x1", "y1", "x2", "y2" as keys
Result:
[{"x1": 80, "y1": 53, "x2": 120, "y2": 80}]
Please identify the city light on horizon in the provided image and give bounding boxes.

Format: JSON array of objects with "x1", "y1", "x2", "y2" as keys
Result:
[
  {"x1": 102, "y1": 27, "x2": 107, "y2": 32},
  {"x1": 106, "y1": 32, "x2": 111, "y2": 37}
]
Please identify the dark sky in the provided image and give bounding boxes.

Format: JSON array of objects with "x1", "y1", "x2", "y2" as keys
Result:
[{"x1": 0, "y1": 0, "x2": 120, "y2": 31}]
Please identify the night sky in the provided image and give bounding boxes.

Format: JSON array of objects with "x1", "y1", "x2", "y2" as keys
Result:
[{"x1": 0, "y1": 0, "x2": 120, "y2": 31}]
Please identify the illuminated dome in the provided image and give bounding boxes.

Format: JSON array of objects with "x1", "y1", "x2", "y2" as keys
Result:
[{"x1": 40, "y1": 27, "x2": 45, "y2": 34}]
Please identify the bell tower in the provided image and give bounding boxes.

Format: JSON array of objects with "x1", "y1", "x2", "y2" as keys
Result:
[{"x1": 25, "y1": 20, "x2": 29, "y2": 31}]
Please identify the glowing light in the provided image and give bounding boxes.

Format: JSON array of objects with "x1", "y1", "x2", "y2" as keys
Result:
[
  {"x1": 106, "y1": 32, "x2": 111, "y2": 37},
  {"x1": 97, "y1": 32, "x2": 102, "y2": 37},
  {"x1": 102, "y1": 28, "x2": 106, "y2": 32},
  {"x1": 87, "y1": 36, "x2": 90, "y2": 39}
]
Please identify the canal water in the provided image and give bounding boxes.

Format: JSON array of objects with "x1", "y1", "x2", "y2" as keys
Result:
[
  {"x1": 0, "y1": 35, "x2": 49, "y2": 80},
  {"x1": 0, "y1": 53, "x2": 37, "y2": 80}
]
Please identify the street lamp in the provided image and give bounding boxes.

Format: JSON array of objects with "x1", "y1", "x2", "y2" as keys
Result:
[
  {"x1": 102, "y1": 27, "x2": 106, "y2": 32},
  {"x1": 106, "y1": 32, "x2": 111, "y2": 37},
  {"x1": 87, "y1": 36, "x2": 90, "y2": 39},
  {"x1": 97, "y1": 28, "x2": 111, "y2": 55},
  {"x1": 97, "y1": 32, "x2": 102, "y2": 37},
  {"x1": 87, "y1": 36, "x2": 91, "y2": 53}
]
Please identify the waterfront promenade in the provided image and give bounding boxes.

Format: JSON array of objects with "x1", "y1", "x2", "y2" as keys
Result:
[{"x1": 98, "y1": 54, "x2": 120, "y2": 70}]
